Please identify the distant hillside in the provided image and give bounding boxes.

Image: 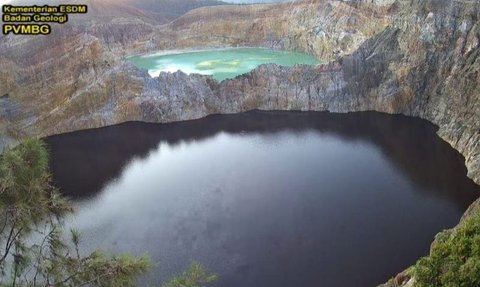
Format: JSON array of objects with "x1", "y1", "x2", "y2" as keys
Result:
[
  {"x1": 119, "y1": 0, "x2": 228, "y2": 19},
  {"x1": 9, "y1": 0, "x2": 229, "y2": 23}
]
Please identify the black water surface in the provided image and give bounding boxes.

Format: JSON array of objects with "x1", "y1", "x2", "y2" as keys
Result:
[{"x1": 45, "y1": 111, "x2": 479, "y2": 287}]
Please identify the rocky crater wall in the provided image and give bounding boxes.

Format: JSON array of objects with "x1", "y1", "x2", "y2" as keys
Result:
[
  {"x1": 0, "y1": 1, "x2": 479, "y2": 284},
  {"x1": 5, "y1": 0, "x2": 475, "y2": 185}
]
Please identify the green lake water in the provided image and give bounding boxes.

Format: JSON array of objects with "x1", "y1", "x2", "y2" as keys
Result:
[{"x1": 127, "y1": 48, "x2": 320, "y2": 81}]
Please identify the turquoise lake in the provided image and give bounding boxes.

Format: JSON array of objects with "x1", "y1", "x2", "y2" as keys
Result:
[{"x1": 127, "y1": 48, "x2": 321, "y2": 81}]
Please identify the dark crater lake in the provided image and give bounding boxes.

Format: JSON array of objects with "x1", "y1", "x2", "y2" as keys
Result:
[{"x1": 45, "y1": 111, "x2": 480, "y2": 287}]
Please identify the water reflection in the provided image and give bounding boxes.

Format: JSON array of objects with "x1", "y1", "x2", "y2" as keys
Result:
[
  {"x1": 47, "y1": 111, "x2": 478, "y2": 208},
  {"x1": 45, "y1": 111, "x2": 479, "y2": 287}
]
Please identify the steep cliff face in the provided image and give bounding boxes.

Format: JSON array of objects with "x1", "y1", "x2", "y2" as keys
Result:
[
  {"x1": 0, "y1": 0, "x2": 162, "y2": 143},
  {"x1": 394, "y1": 0, "x2": 479, "y2": 186},
  {"x1": 149, "y1": 0, "x2": 477, "y2": 187},
  {"x1": 0, "y1": 1, "x2": 479, "y2": 284},
  {"x1": 5, "y1": 0, "x2": 474, "y2": 186},
  {"x1": 152, "y1": 0, "x2": 391, "y2": 60},
  {"x1": 0, "y1": 0, "x2": 392, "y2": 142},
  {"x1": 0, "y1": 0, "x2": 479, "y2": 286},
  {"x1": 358, "y1": 0, "x2": 480, "y2": 185}
]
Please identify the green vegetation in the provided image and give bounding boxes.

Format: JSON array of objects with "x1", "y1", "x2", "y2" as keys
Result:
[
  {"x1": 161, "y1": 262, "x2": 217, "y2": 287},
  {"x1": 413, "y1": 211, "x2": 480, "y2": 287},
  {"x1": 0, "y1": 139, "x2": 215, "y2": 287}
]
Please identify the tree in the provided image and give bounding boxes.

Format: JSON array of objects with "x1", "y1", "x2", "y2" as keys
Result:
[
  {"x1": 0, "y1": 139, "x2": 216, "y2": 287},
  {"x1": 161, "y1": 262, "x2": 217, "y2": 287}
]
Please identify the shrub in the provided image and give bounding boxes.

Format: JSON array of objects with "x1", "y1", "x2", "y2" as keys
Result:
[{"x1": 413, "y1": 211, "x2": 480, "y2": 287}]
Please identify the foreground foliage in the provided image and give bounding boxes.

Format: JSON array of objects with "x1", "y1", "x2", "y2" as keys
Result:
[
  {"x1": 161, "y1": 262, "x2": 217, "y2": 287},
  {"x1": 0, "y1": 139, "x2": 215, "y2": 287},
  {"x1": 413, "y1": 211, "x2": 480, "y2": 287}
]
